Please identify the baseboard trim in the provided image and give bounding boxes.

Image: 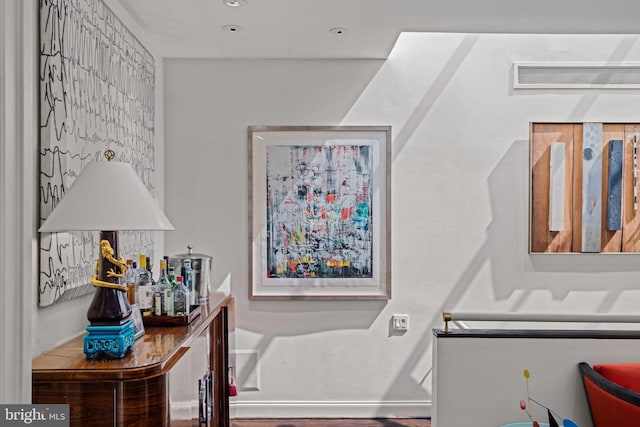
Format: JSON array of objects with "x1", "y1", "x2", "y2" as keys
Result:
[
  {"x1": 170, "y1": 401, "x2": 198, "y2": 420},
  {"x1": 230, "y1": 400, "x2": 431, "y2": 419}
]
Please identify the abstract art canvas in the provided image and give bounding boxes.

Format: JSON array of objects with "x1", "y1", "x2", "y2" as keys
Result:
[
  {"x1": 249, "y1": 126, "x2": 391, "y2": 299},
  {"x1": 39, "y1": 0, "x2": 156, "y2": 305}
]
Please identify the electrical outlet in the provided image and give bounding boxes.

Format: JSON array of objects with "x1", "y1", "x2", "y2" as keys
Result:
[{"x1": 392, "y1": 314, "x2": 409, "y2": 331}]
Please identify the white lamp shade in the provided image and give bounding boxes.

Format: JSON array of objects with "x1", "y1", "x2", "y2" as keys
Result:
[{"x1": 38, "y1": 161, "x2": 174, "y2": 232}]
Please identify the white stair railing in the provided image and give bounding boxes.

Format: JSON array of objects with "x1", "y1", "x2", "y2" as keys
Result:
[{"x1": 442, "y1": 311, "x2": 640, "y2": 332}]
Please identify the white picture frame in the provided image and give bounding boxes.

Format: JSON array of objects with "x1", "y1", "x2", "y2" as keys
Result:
[{"x1": 249, "y1": 126, "x2": 391, "y2": 300}]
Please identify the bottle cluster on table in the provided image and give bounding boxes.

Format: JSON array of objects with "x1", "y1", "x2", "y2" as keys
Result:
[{"x1": 122, "y1": 254, "x2": 198, "y2": 317}]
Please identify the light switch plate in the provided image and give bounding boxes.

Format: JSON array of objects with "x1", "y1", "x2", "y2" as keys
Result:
[{"x1": 392, "y1": 314, "x2": 409, "y2": 331}]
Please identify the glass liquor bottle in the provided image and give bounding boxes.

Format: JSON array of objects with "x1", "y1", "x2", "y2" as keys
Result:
[
  {"x1": 166, "y1": 265, "x2": 176, "y2": 316},
  {"x1": 173, "y1": 275, "x2": 190, "y2": 316},
  {"x1": 182, "y1": 258, "x2": 197, "y2": 306},
  {"x1": 168, "y1": 265, "x2": 176, "y2": 285},
  {"x1": 146, "y1": 255, "x2": 156, "y2": 287},
  {"x1": 123, "y1": 259, "x2": 136, "y2": 305},
  {"x1": 137, "y1": 255, "x2": 153, "y2": 316},
  {"x1": 154, "y1": 259, "x2": 172, "y2": 316}
]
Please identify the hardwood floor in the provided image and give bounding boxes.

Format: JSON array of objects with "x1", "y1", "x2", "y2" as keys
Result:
[{"x1": 230, "y1": 419, "x2": 431, "y2": 427}]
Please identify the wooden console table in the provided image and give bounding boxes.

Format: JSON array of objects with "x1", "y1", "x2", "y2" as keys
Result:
[{"x1": 33, "y1": 292, "x2": 234, "y2": 427}]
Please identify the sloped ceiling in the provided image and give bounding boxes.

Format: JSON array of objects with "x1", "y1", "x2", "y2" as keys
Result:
[{"x1": 118, "y1": 0, "x2": 640, "y2": 58}]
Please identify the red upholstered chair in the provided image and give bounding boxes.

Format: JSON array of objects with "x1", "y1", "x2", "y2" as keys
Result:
[{"x1": 579, "y1": 362, "x2": 640, "y2": 427}]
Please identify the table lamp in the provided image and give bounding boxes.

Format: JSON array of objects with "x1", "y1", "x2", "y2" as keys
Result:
[{"x1": 38, "y1": 150, "x2": 174, "y2": 359}]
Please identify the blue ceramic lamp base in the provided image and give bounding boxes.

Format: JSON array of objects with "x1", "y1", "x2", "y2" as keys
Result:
[{"x1": 84, "y1": 320, "x2": 135, "y2": 360}]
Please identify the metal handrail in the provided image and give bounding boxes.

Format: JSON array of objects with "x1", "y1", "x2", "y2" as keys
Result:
[{"x1": 442, "y1": 311, "x2": 640, "y2": 333}]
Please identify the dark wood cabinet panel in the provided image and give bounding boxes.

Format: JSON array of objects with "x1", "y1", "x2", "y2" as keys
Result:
[
  {"x1": 33, "y1": 381, "x2": 117, "y2": 427},
  {"x1": 119, "y1": 374, "x2": 170, "y2": 426},
  {"x1": 33, "y1": 293, "x2": 233, "y2": 427}
]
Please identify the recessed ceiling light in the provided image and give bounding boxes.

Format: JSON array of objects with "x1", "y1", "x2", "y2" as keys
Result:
[
  {"x1": 223, "y1": 0, "x2": 247, "y2": 7},
  {"x1": 222, "y1": 24, "x2": 244, "y2": 33},
  {"x1": 329, "y1": 27, "x2": 349, "y2": 36}
]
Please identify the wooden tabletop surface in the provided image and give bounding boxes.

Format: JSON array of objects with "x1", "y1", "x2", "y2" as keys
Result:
[{"x1": 32, "y1": 292, "x2": 233, "y2": 381}]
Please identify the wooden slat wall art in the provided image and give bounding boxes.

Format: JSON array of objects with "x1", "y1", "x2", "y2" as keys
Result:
[
  {"x1": 530, "y1": 122, "x2": 640, "y2": 253},
  {"x1": 531, "y1": 124, "x2": 574, "y2": 252},
  {"x1": 549, "y1": 142, "x2": 566, "y2": 231},
  {"x1": 581, "y1": 122, "x2": 603, "y2": 252},
  {"x1": 606, "y1": 140, "x2": 623, "y2": 231},
  {"x1": 571, "y1": 125, "x2": 584, "y2": 252},
  {"x1": 600, "y1": 125, "x2": 624, "y2": 252},
  {"x1": 622, "y1": 125, "x2": 640, "y2": 252}
]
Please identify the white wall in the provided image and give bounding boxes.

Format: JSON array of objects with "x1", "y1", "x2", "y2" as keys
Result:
[{"x1": 164, "y1": 32, "x2": 640, "y2": 418}]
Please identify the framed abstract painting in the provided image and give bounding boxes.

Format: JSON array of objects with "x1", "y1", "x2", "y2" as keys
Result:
[{"x1": 249, "y1": 126, "x2": 391, "y2": 300}]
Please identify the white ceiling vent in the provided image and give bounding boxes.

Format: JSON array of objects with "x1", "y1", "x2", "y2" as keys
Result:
[{"x1": 514, "y1": 62, "x2": 640, "y2": 89}]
